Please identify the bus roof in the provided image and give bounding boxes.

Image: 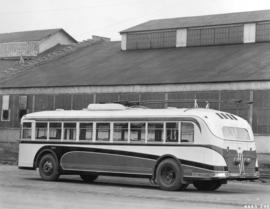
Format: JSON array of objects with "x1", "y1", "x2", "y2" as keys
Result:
[
  {"x1": 22, "y1": 107, "x2": 246, "y2": 125},
  {"x1": 22, "y1": 106, "x2": 253, "y2": 140}
]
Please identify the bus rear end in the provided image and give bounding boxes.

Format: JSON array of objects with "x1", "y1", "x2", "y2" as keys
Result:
[
  {"x1": 212, "y1": 112, "x2": 259, "y2": 180},
  {"x1": 222, "y1": 128, "x2": 259, "y2": 180}
]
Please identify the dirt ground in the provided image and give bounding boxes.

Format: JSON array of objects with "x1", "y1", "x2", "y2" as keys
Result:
[{"x1": 0, "y1": 165, "x2": 269, "y2": 209}]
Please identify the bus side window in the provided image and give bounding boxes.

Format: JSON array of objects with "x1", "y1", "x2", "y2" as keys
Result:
[
  {"x1": 79, "y1": 123, "x2": 93, "y2": 141},
  {"x1": 49, "y1": 122, "x2": 62, "y2": 140},
  {"x1": 22, "y1": 122, "x2": 32, "y2": 140},
  {"x1": 181, "y1": 122, "x2": 194, "y2": 143},
  {"x1": 166, "y1": 122, "x2": 178, "y2": 142},
  {"x1": 130, "y1": 123, "x2": 146, "y2": 143},
  {"x1": 96, "y1": 123, "x2": 110, "y2": 141},
  {"x1": 148, "y1": 123, "x2": 163, "y2": 143},
  {"x1": 36, "y1": 122, "x2": 48, "y2": 140},
  {"x1": 113, "y1": 123, "x2": 128, "y2": 142},
  {"x1": 63, "y1": 123, "x2": 76, "y2": 141}
]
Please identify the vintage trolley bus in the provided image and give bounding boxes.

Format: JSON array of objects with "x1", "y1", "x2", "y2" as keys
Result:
[{"x1": 18, "y1": 103, "x2": 259, "y2": 191}]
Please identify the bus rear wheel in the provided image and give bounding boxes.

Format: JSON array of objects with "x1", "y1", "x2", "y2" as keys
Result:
[
  {"x1": 38, "y1": 154, "x2": 60, "y2": 181},
  {"x1": 80, "y1": 174, "x2": 98, "y2": 183},
  {"x1": 193, "y1": 180, "x2": 222, "y2": 191},
  {"x1": 156, "y1": 158, "x2": 185, "y2": 191}
]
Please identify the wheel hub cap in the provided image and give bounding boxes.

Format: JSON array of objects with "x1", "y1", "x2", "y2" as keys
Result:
[
  {"x1": 43, "y1": 161, "x2": 53, "y2": 175},
  {"x1": 161, "y1": 167, "x2": 175, "y2": 184}
]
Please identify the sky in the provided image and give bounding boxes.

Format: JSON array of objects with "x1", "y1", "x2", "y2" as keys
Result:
[{"x1": 1, "y1": 0, "x2": 270, "y2": 41}]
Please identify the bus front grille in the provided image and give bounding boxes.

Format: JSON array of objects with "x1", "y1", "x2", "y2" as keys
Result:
[{"x1": 223, "y1": 149, "x2": 257, "y2": 176}]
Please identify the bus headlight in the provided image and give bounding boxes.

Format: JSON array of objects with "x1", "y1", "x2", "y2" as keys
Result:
[
  {"x1": 244, "y1": 158, "x2": 251, "y2": 165},
  {"x1": 192, "y1": 172, "x2": 228, "y2": 178},
  {"x1": 213, "y1": 172, "x2": 228, "y2": 178},
  {"x1": 255, "y1": 159, "x2": 259, "y2": 168},
  {"x1": 255, "y1": 171, "x2": 260, "y2": 177}
]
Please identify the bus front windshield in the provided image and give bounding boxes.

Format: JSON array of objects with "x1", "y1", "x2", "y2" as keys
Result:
[{"x1": 222, "y1": 126, "x2": 251, "y2": 141}]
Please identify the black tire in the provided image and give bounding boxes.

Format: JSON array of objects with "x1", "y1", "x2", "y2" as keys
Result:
[
  {"x1": 193, "y1": 180, "x2": 222, "y2": 191},
  {"x1": 156, "y1": 158, "x2": 185, "y2": 191},
  {"x1": 38, "y1": 154, "x2": 60, "y2": 181},
  {"x1": 80, "y1": 174, "x2": 98, "y2": 183}
]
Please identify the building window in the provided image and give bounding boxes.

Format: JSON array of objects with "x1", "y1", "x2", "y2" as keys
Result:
[
  {"x1": 63, "y1": 123, "x2": 76, "y2": 140},
  {"x1": 222, "y1": 127, "x2": 250, "y2": 141},
  {"x1": 181, "y1": 122, "x2": 194, "y2": 143},
  {"x1": 256, "y1": 22, "x2": 270, "y2": 42},
  {"x1": 253, "y1": 90, "x2": 270, "y2": 135},
  {"x1": 96, "y1": 123, "x2": 110, "y2": 141},
  {"x1": 187, "y1": 25, "x2": 243, "y2": 47},
  {"x1": 22, "y1": 122, "x2": 32, "y2": 139},
  {"x1": 126, "y1": 34, "x2": 137, "y2": 50},
  {"x1": 150, "y1": 32, "x2": 164, "y2": 48},
  {"x1": 200, "y1": 27, "x2": 215, "y2": 46},
  {"x1": 49, "y1": 122, "x2": 62, "y2": 140},
  {"x1": 187, "y1": 28, "x2": 201, "y2": 46},
  {"x1": 1, "y1": 95, "x2": 10, "y2": 121},
  {"x1": 130, "y1": 123, "x2": 146, "y2": 142},
  {"x1": 166, "y1": 122, "x2": 178, "y2": 142},
  {"x1": 136, "y1": 33, "x2": 150, "y2": 49},
  {"x1": 126, "y1": 31, "x2": 176, "y2": 50},
  {"x1": 79, "y1": 123, "x2": 93, "y2": 141},
  {"x1": 214, "y1": 26, "x2": 229, "y2": 45},
  {"x1": 113, "y1": 123, "x2": 128, "y2": 142},
  {"x1": 147, "y1": 123, "x2": 163, "y2": 142},
  {"x1": 163, "y1": 30, "x2": 177, "y2": 48},
  {"x1": 36, "y1": 122, "x2": 48, "y2": 140},
  {"x1": 19, "y1": 96, "x2": 28, "y2": 120}
]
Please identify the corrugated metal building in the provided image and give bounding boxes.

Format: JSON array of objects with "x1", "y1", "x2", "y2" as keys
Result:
[
  {"x1": 0, "y1": 10, "x2": 270, "y2": 166},
  {"x1": 0, "y1": 28, "x2": 77, "y2": 81},
  {"x1": 0, "y1": 28, "x2": 77, "y2": 58}
]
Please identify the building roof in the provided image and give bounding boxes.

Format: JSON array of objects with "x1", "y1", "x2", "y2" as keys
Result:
[
  {"x1": 120, "y1": 10, "x2": 270, "y2": 33},
  {"x1": 0, "y1": 28, "x2": 77, "y2": 43},
  {"x1": 0, "y1": 41, "x2": 270, "y2": 89},
  {"x1": 0, "y1": 43, "x2": 79, "y2": 80},
  {"x1": 0, "y1": 59, "x2": 21, "y2": 79}
]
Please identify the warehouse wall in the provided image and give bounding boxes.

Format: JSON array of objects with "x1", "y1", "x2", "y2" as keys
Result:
[
  {"x1": 1, "y1": 90, "x2": 268, "y2": 132},
  {"x1": 256, "y1": 21, "x2": 270, "y2": 42},
  {"x1": 0, "y1": 89, "x2": 269, "y2": 163},
  {"x1": 39, "y1": 31, "x2": 76, "y2": 53},
  {"x1": 122, "y1": 21, "x2": 270, "y2": 50},
  {"x1": 0, "y1": 41, "x2": 39, "y2": 58},
  {"x1": 187, "y1": 24, "x2": 243, "y2": 46},
  {"x1": 126, "y1": 30, "x2": 176, "y2": 50}
]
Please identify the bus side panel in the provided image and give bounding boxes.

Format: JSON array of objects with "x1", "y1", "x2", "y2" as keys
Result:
[
  {"x1": 18, "y1": 143, "x2": 44, "y2": 168},
  {"x1": 60, "y1": 151, "x2": 156, "y2": 175}
]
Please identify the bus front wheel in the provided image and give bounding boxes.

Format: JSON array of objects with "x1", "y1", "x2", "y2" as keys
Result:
[
  {"x1": 156, "y1": 158, "x2": 185, "y2": 191},
  {"x1": 193, "y1": 180, "x2": 222, "y2": 191},
  {"x1": 38, "y1": 154, "x2": 60, "y2": 181}
]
